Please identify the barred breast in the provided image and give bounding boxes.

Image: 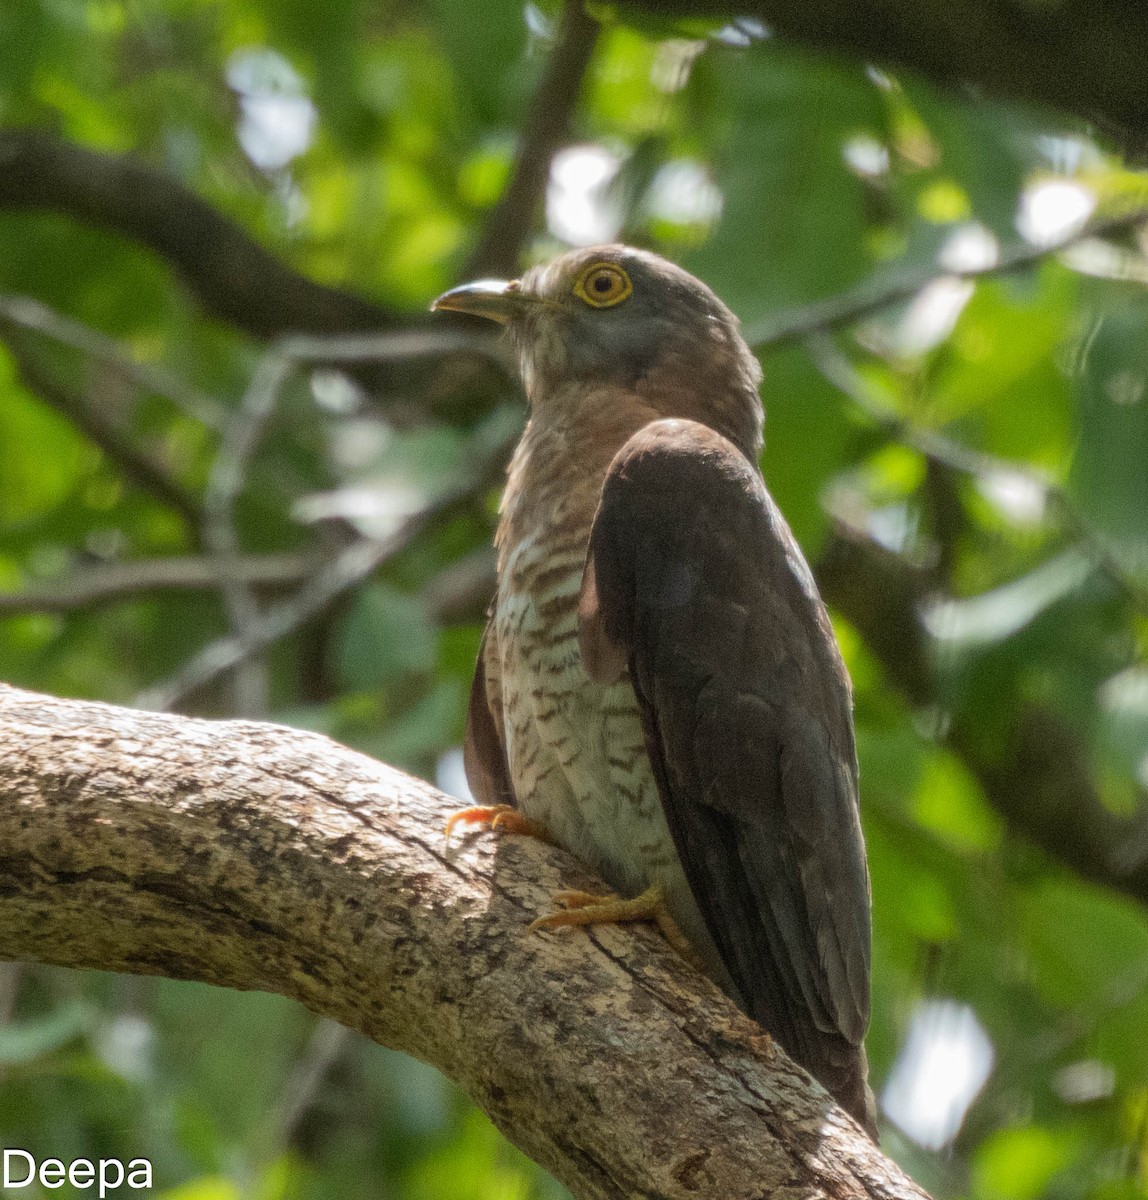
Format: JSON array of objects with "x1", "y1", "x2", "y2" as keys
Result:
[
  {"x1": 490, "y1": 390, "x2": 731, "y2": 986},
  {"x1": 496, "y1": 526, "x2": 672, "y2": 896}
]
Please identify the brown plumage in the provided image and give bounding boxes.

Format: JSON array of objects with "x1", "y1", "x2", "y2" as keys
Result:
[{"x1": 433, "y1": 245, "x2": 876, "y2": 1137}]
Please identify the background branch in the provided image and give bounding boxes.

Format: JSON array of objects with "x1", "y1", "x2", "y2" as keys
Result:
[
  {"x1": 0, "y1": 129, "x2": 394, "y2": 341},
  {"x1": 0, "y1": 549, "x2": 497, "y2": 624},
  {"x1": 745, "y1": 210, "x2": 1148, "y2": 351},
  {"x1": 0, "y1": 293, "x2": 225, "y2": 430},
  {"x1": 616, "y1": 0, "x2": 1148, "y2": 146},
  {"x1": 135, "y1": 433, "x2": 512, "y2": 712},
  {"x1": 804, "y1": 332, "x2": 1148, "y2": 614},
  {"x1": 462, "y1": 0, "x2": 602, "y2": 279},
  {"x1": 815, "y1": 526, "x2": 1148, "y2": 909},
  {"x1": 0, "y1": 684, "x2": 928, "y2": 1200},
  {"x1": 0, "y1": 132, "x2": 518, "y2": 419},
  {"x1": 0, "y1": 553, "x2": 313, "y2": 614},
  {"x1": 1, "y1": 329, "x2": 205, "y2": 534},
  {"x1": 199, "y1": 348, "x2": 299, "y2": 716},
  {"x1": 2, "y1": 4, "x2": 1145, "y2": 1189}
]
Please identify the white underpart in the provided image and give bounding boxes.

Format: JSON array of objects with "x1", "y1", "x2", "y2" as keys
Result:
[{"x1": 495, "y1": 529, "x2": 730, "y2": 986}]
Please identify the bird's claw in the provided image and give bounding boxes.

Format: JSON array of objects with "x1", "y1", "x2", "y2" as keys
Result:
[
  {"x1": 551, "y1": 889, "x2": 617, "y2": 910},
  {"x1": 444, "y1": 804, "x2": 554, "y2": 843},
  {"x1": 528, "y1": 883, "x2": 701, "y2": 966}
]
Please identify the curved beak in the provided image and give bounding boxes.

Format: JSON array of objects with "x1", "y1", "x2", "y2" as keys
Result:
[{"x1": 431, "y1": 279, "x2": 532, "y2": 325}]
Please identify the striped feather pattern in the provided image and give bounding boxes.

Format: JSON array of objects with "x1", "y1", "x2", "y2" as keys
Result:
[{"x1": 485, "y1": 382, "x2": 733, "y2": 985}]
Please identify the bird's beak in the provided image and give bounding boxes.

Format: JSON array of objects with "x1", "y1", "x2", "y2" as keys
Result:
[{"x1": 430, "y1": 279, "x2": 534, "y2": 325}]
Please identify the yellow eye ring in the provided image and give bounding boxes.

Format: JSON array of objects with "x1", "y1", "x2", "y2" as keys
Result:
[{"x1": 573, "y1": 262, "x2": 633, "y2": 308}]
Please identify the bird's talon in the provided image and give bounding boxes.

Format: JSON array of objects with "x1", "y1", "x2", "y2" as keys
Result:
[
  {"x1": 443, "y1": 804, "x2": 553, "y2": 843},
  {"x1": 527, "y1": 883, "x2": 697, "y2": 966},
  {"x1": 528, "y1": 912, "x2": 574, "y2": 933},
  {"x1": 553, "y1": 889, "x2": 618, "y2": 909},
  {"x1": 444, "y1": 804, "x2": 504, "y2": 840}
]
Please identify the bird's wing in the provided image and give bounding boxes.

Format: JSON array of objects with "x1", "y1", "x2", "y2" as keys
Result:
[
  {"x1": 578, "y1": 418, "x2": 871, "y2": 1100},
  {"x1": 463, "y1": 623, "x2": 516, "y2": 808}
]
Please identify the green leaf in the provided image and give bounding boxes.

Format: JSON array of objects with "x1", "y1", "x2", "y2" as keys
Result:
[
  {"x1": 0, "y1": 361, "x2": 93, "y2": 524},
  {"x1": 156, "y1": 1177, "x2": 241, "y2": 1200},
  {"x1": 359, "y1": 676, "x2": 465, "y2": 773},
  {"x1": 911, "y1": 749, "x2": 1003, "y2": 854},
  {"x1": 927, "y1": 267, "x2": 1075, "y2": 464},
  {"x1": 0, "y1": 1002, "x2": 93, "y2": 1065},
  {"x1": 760, "y1": 343, "x2": 860, "y2": 554},
  {"x1": 337, "y1": 582, "x2": 438, "y2": 691},
  {"x1": 402, "y1": 1107, "x2": 562, "y2": 1200},
  {"x1": 1019, "y1": 878, "x2": 1148, "y2": 1013},
  {"x1": 1069, "y1": 306, "x2": 1148, "y2": 575},
  {"x1": 973, "y1": 1125, "x2": 1081, "y2": 1200},
  {"x1": 905, "y1": 84, "x2": 1037, "y2": 237},
  {"x1": 687, "y1": 45, "x2": 880, "y2": 319},
  {"x1": 426, "y1": 0, "x2": 527, "y2": 121}
]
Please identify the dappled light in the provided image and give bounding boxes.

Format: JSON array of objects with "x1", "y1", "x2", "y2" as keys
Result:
[
  {"x1": 882, "y1": 999, "x2": 995, "y2": 1151},
  {"x1": 226, "y1": 47, "x2": 317, "y2": 171},
  {"x1": 1017, "y1": 178, "x2": 1096, "y2": 248},
  {"x1": 546, "y1": 144, "x2": 624, "y2": 245},
  {"x1": 1, "y1": 1, "x2": 1147, "y2": 1197}
]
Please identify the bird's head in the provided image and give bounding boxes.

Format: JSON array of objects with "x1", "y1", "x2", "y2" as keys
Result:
[{"x1": 433, "y1": 245, "x2": 763, "y2": 459}]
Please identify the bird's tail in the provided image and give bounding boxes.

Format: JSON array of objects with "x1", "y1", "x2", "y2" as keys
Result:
[{"x1": 825, "y1": 1043, "x2": 879, "y2": 1141}]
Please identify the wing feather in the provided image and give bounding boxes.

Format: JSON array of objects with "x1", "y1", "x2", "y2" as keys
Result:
[
  {"x1": 579, "y1": 417, "x2": 873, "y2": 1129},
  {"x1": 463, "y1": 624, "x2": 516, "y2": 809}
]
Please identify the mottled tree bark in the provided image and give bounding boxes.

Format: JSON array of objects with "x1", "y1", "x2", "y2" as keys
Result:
[{"x1": 0, "y1": 684, "x2": 926, "y2": 1200}]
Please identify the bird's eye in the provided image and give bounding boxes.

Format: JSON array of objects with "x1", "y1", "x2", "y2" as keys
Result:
[{"x1": 574, "y1": 263, "x2": 633, "y2": 309}]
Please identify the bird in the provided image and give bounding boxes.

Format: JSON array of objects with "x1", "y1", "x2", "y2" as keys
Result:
[{"x1": 432, "y1": 244, "x2": 876, "y2": 1137}]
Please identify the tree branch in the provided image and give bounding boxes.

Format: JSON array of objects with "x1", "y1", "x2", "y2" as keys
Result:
[
  {"x1": 815, "y1": 524, "x2": 1148, "y2": 908},
  {"x1": 0, "y1": 131, "x2": 515, "y2": 417},
  {"x1": 0, "y1": 684, "x2": 928, "y2": 1200},
  {"x1": 1, "y1": 329, "x2": 204, "y2": 534},
  {"x1": 617, "y1": 0, "x2": 1148, "y2": 145},
  {"x1": 0, "y1": 553, "x2": 313, "y2": 614},
  {"x1": 803, "y1": 333, "x2": 1148, "y2": 615},
  {"x1": 0, "y1": 293, "x2": 225, "y2": 430},
  {"x1": 135, "y1": 415, "x2": 515, "y2": 712},
  {"x1": 14, "y1": 516, "x2": 1139, "y2": 914},
  {"x1": 745, "y1": 210, "x2": 1148, "y2": 351},
  {"x1": 462, "y1": 0, "x2": 602, "y2": 279},
  {"x1": 0, "y1": 129, "x2": 393, "y2": 341},
  {"x1": 952, "y1": 706, "x2": 1148, "y2": 904},
  {"x1": 0, "y1": 548, "x2": 496, "y2": 626}
]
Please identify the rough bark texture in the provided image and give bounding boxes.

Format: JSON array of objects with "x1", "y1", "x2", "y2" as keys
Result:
[{"x1": 0, "y1": 684, "x2": 927, "y2": 1200}]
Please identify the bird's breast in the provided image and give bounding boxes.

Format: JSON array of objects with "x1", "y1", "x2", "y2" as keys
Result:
[
  {"x1": 490, "y1": 425, "x2": 738, "y2": 993},
  {"x1": 493, "y1": 512, "x2": 677, "y2": 898}
]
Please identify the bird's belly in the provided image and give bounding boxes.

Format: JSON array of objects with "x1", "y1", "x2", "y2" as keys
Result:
[
  {"x1": 495, "y1": 550, "x2": 730, "y2": 986},
  {"x1": 501, "y1": 601, "x2": 670, "y2": 892},
  {"x1": 523, "y1": 672, "x2": 673, "y2": 900}
]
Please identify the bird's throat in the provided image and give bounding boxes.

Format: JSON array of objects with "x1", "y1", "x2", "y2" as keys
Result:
[{"x1": 497, "y1": 382, "x2": 661, "y2": 568}]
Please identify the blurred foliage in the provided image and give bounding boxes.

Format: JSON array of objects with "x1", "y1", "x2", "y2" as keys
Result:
[{"x1": 1, "y1": 0, "x2": 1147, "y2": 1197}]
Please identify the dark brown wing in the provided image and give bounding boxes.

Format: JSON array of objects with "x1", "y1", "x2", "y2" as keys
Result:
[
  {"x1": 463, "y1": 623, "x2": 516, "y2": 809},
  {"x1": 579, "y1": 418, "x2": 874, "y2": 1131}
]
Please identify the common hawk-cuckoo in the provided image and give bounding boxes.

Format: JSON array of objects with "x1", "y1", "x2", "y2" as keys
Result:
[{"x1": 433, "y1": 245, "x2": 876, "y2": 1136}]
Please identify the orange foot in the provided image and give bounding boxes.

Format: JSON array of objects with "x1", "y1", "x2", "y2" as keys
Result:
[
  {"x1": 443, "y1": 803, "x2": 554, "y2": 844},
  {"x1": 529, "y1": 883, "x2": 700, "y2": 965}
]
